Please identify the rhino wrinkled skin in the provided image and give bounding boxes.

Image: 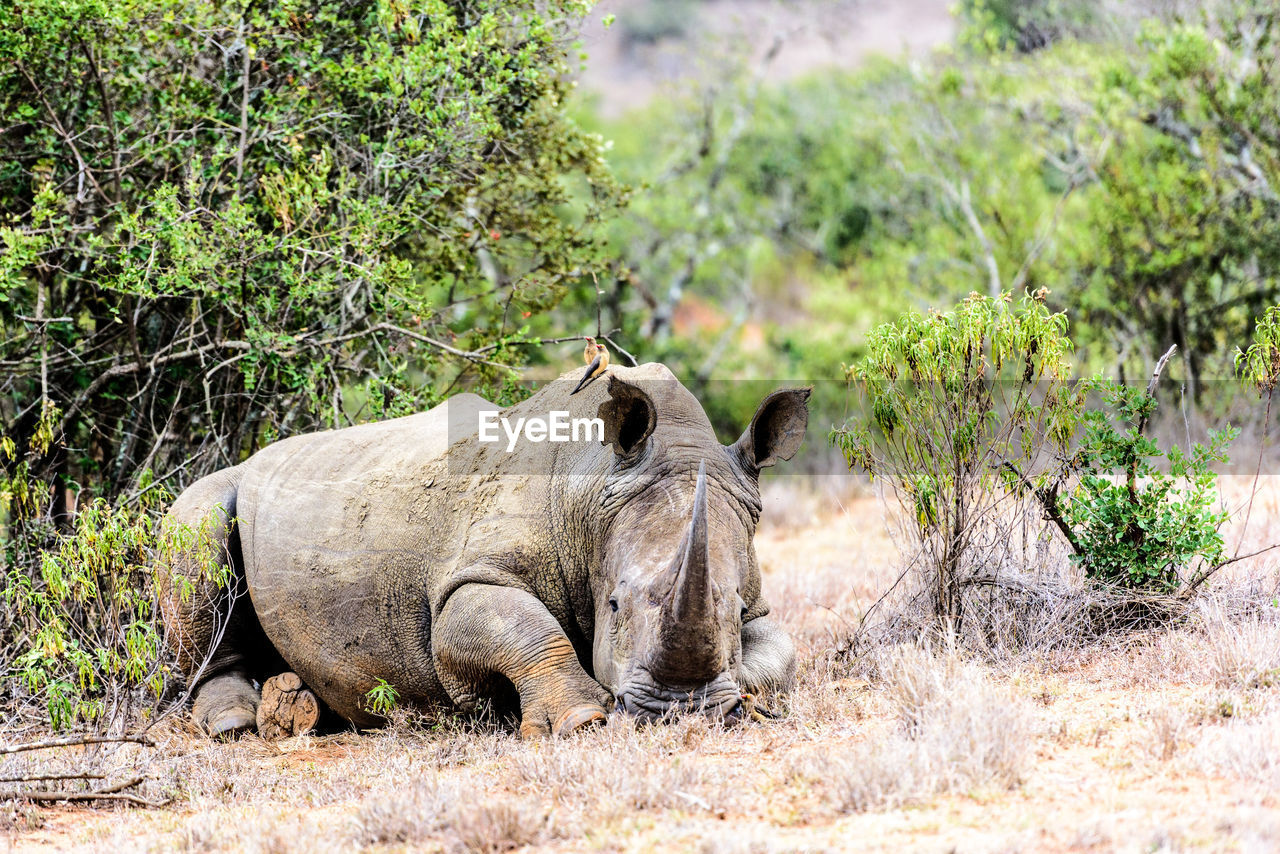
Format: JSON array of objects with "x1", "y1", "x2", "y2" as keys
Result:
[{"x1": 161, "y1": 363, "x2": 809, "y2": 738}]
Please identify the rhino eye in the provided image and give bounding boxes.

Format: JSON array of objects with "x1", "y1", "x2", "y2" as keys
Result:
[
  {"x1": 740, "y1": 606, "x2": 748, "y2": 620},
  {"x1": 609, "y1": 598, "x2": 619, "y2": 613}
]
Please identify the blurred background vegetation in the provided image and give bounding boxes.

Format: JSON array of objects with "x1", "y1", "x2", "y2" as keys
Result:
[
  {"x1": 554, "y1": 0, "x2": 1280, "y2": 453},
  {"x1": 7, "y1": 0, "x2": 1280, "y2": 506}
]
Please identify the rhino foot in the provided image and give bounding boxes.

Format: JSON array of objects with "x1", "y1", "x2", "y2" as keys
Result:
[
  {"x1": 194, "y1": 672, "x2": 260, "y2": 739},
  {"x1": 257, "y1": 672, "x2": 320, "y2": 740},
  {"x1": 518, "y1": 700, "x2": 608, "y2": 739}
]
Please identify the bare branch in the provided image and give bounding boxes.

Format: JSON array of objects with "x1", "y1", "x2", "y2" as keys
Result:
[
  {"x1": 0, "y1": 776, "x2": 164, "y2": 808},
  {"x1": 600, "y1": 335, "x2": 640, "y2": 367},
  {"x1": 0, "y1": 772, "x2": 107, "y2": 784},
  {"x1": 0, "y1": 733, "x2": 153, "y2": 756},
  {"x1": 1184, "y1": 542, "x2": 1280, "y2": 595},
  {"x1": 940, "y1": 178, "x2": 1001, "y2": 298},
  {"x1": 999, "y1": 461, "x2": 1082, "y2": 557},
  {"x1": 1144, "y1": 344, "x2": 1179, "y2": 402}
]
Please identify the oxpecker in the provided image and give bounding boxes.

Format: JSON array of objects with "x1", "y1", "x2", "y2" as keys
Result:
[{"x1": 570, "y1": 342, "x2": 610, "y2": 395}]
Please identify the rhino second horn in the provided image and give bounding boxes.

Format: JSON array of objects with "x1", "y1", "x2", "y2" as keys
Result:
[{"x1": 652, "y1": 461, "x2": 721, "y2": 682}]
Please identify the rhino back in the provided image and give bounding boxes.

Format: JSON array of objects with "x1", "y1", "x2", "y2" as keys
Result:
[{"x1": 234, "y1": 394, "x2": 506, "y2": 721}]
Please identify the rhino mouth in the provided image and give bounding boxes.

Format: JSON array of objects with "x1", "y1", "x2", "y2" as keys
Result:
[{"x1": 613, "y1": 670, "x2": 742, "y2": 721}]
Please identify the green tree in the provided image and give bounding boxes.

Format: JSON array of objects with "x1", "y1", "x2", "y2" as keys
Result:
[
  {"x1": 1076, "y1": 10, "x2": 1280, "y2": 396},
  {"x1": 0, "y1": 0, "x2": 622, "y2": 506},
  {"x1": 584, "y1": 3, "x2": 1280, "y2": 427}
]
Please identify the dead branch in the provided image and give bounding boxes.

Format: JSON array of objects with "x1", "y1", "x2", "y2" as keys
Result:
[
  {"x1": 1139, "y1": 344, "x2": 1178, "y2": 432},
  {"x1": 0, "y1": 733, "x2": 154, "y2": 756},
  {"x1": 999, "y1": 461, "x2": 1082, "y2": 556},
  {"x1": 0, "y1": 776, "x2": 164, "y2": 808},
  {"x1": 0, "y1": 772, "x2": 107, "y2": 784},
  {"x1": 1129, "y1": 344, "x2": 1178, "y2": 502},
  {"x1": 1184, "y1": 542, "x2": 1280, "y2": 595}
]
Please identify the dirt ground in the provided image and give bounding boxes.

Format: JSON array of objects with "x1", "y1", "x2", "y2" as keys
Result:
[{"x1": 4, "y1": 476, "x2": 1279, "y2": 853}]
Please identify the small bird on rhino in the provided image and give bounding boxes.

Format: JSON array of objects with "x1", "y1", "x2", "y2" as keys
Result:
[{"x1": 571, "y1": 340, "x2": 610, "y2": 395}]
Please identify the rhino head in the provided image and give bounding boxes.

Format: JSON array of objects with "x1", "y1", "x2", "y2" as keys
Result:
[{"x1": 581, "y1": 371, "x2": 809, "y2": 720}]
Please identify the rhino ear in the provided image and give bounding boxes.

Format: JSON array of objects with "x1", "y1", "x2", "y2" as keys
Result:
[
  {"x1": 597, "y1": 375, "x2": 657, "y2": 457},
  {"x1": 731, "y1": 388, "x2": 811, "y2": 470}
]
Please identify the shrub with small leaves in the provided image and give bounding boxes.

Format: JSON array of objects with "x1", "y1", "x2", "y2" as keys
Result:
[
  {"x1": 0, "y1": 0, "x2": 623, "y2": 502},
  {"x1": 831, "y1": 291, "x2": 1085, "y2": 624},
  {"x1": 2, "y1": 406, "x2": 226, "y2": 731},
  {"x1": 1063, "y1": 379, "x2": 1234, "y2": 591},
  {"x1": 1237, "y1": 304, "x2": 1280, "y2": 395}
]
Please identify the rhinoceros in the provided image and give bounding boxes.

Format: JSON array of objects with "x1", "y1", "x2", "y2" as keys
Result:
[{"x1": 161, "y1": 363, "x2": 808, "y2": 738}]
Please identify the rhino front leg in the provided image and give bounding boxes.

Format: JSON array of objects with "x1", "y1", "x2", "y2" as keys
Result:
[
  {"x1": 433, "y1": 583, "x2": 611, "y2": 738},
  {"x1": 739, "y1": 616, "x2": 796, "y2": 696}
]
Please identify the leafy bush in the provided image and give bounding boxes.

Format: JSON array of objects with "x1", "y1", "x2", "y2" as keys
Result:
[
  {"x1": 1062, "y1": 378, "x2": 1235, "y2": 591},
  {"x1": 0, "y1": 0, "x2": 619, "y2": 734},
  {"x1": 1, "y1": 405, "x2": 225, "y2": 732},
  {"x1": 835, "y1": 293, "x2": 1242, "y2": 623},
  {"x1": 831, "y1": 291, "x2": 1082, "y2": 623},
  {"x1": 1238, "y1": 304, "x2": 1280, "y2": 396}
]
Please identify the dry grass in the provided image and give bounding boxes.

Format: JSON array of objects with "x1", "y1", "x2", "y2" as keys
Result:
[
  {"x1": 1201, "y1": 601, "x2": 1280, "y2": 689},
  {"x1": 5, "y1": 477, "x2": 1280, "y2": 852},
  {"x1": 1143, "y1": 705, "x2": 1189, "y2": 761},
  {"x1": 1189, "y1": 706, "x2": 1280, "y2": 788},
  {"x1": 350, "y1": 779, "x2": 455, "y2": 847},
  {"x1": 807, "y1": 645, "x2": 1034, "y2": 814}
]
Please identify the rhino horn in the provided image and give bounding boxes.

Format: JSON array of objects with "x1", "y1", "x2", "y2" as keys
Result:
[
  {"x1": 651, "y1": 461, "x2": 720, "y2": 681},
  {"x1": 672, "y1": 461, "x2": 712, "y2": 623}
]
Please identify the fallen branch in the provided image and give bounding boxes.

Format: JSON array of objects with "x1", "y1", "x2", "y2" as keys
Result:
[
  {"x1": 0, "y1": 733, "x2": 154, "y2": 756},
  {"x1": 960, "y1": 574, "x2": 1190, "y2": 636},
  {"x1": 0, "y1": 776, "x2": 164, "y2": 808},
  {"x1": 0, "y1": 772, "x2": 107, "y2": 784}
]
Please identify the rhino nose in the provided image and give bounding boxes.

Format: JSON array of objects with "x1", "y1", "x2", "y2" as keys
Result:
[
  {"x1": 614, "y1": 688, "x2": 663, "y2": 721},
  {"x1": 615, "y1": 671, "x2": 742, "y2": 721}
]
